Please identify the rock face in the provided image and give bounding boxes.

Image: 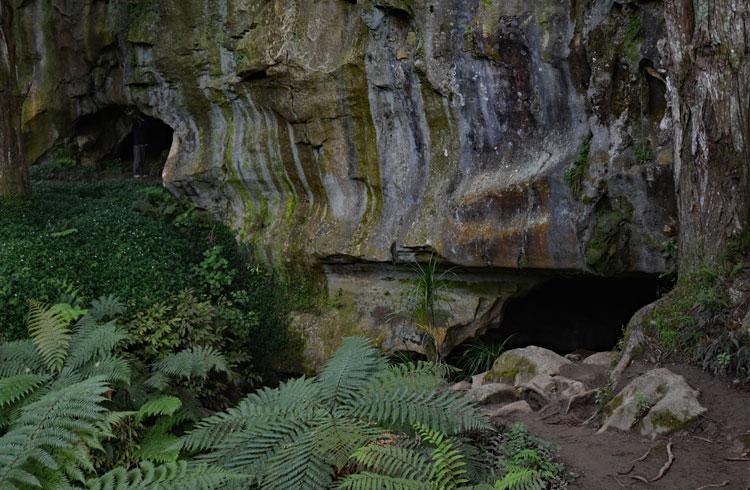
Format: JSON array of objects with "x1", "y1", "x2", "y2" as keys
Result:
[
  {"x1": 11, "y1": 1, "x2": 677, "y2": 366},
  {"x1": 599, "y1": 368, "x2": 706, "y2": 439}
]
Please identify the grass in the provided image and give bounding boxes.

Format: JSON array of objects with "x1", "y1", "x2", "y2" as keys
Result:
[{"x1": 564, "y1": 134, "x2": 592, "y2": 200}]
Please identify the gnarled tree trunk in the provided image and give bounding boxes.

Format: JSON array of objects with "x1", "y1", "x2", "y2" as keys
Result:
[
  {"x1": 0, "y1": 0, "x2": 29, "y2": 199},
  {"x1": 664, "y1": 0, "x2": 750, "y2": 272}
]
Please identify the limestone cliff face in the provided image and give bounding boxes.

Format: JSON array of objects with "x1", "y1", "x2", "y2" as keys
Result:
[{"x1": 14, "y1": 0, "x2": 677, "y2": 367}]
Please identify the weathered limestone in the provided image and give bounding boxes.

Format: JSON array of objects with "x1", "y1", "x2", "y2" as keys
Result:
[{"x1": 12, "y1": 0, "x2": 678, "y2": 364}]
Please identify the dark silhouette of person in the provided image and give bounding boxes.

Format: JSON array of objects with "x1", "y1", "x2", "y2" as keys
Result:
[{"x1": 133, "y1": 119, "x2": 147, "y2": 178}]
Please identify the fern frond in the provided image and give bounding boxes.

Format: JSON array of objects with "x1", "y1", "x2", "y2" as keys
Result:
[
  {"x1": 335, "y1": 473, "x2": 431, "y2": 490},
  {"x1": 0, "y1": 373, "x2": 47, "y2": 408},
  {"x1": 345, "y1": 386, "x2": 491, "y2": 434},
  {"x1": 88, "y1": 295, "x2": 125, "y2": 321},
  {"x1": 65, "y1": 318, "x2": 128, "y2": 372},
  {"x1": 350, "y1": 443, "x2": 434, "y2": 481},
  {"x1": 260, "y1": 423, "x2": 336, "y2": 490},
  {"x1": 415, "y1": 424, "x2": 468, "y2": 490},
  {"x1": 136, "y1": 396, "x2": 182, "y2": 422},
  {"x1": 494, "y1": 467, "x2": 546, "y2": 490},
  {"x1": 377, "y1": 361, "x2": 444, "y2": 392},
  {"x1": 75, "y1": 355, "x2": 132, "y2": 386},
  {"x1": 0, "y1": 376, "x2": 109, "y2": 490},
  {"x1": 154, "y1": 346, "x2": 228, "y2": 380},
  {"x1": 317, "y1": 337, "x2": 387, "y2": 412},
  {"x1": 84, "y1": 461, "x2": 243, "y2": 490},
  {"x1": 0, "y1": 340, "x2": 44, "y2": 377},
  {"x1": 27, "y1": 301, "x2": 72, "y2": 373},
  {"x1": 183, "y1": 377, "x2": 320, "y2": 452}
]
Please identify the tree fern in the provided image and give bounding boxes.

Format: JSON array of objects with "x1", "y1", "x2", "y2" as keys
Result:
[
  {"x1": 317, "y1": 337, "x2": 387, "y2": 412},
  {"x1": 494, "y1": 468, "x2": 547, "y2": 490},
  {"x1": 184, "y1": 337, "x2": 490, "y2": 489},
  {"x1": 0, "y1": 340, "x2": 44, "y2": 377},
  {"x1": 135, "y1": 396, "x2": 183, "y2": 422},
  {"x1": 27, "y1": 301, "x2": 71, "y2": 373},
  {"x1": 335, "y1": 473, "x2": 432, "y2": 490}
]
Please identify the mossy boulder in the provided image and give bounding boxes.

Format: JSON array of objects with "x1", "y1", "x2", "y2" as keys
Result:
[
  {"x1": 598, "y1": 368, "x2": 706, "y2": 439},
  {"x1": 485, "y1": 346, "x2": 571, "y2": 386}
]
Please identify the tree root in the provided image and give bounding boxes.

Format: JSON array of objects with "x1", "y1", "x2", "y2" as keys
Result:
[
  {"x1": 617, "y1": 446, "x2": 654, "y2": 475},
  {"x1": 610, "y1": 300, "x2": 665, "y2": 387},
  {"x1": 650, "y1": 441, "x2": 674, "y2": 482},
  {"x1": 694, "y1": 481, "x2": 729, "y2": 490},
  {"x1": 628, "y1": 475, "x2": 649, "y2": 484}
]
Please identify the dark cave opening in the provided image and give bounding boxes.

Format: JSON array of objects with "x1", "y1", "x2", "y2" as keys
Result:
[
  {"x1": 458, "y1": 275, "x2": 662, "y2": 358},
  {"x1": 72, "y1": 107, "x2": 174, "y2": 177},
  {"x1": 115, "y1": 115, "x2": 174, "y2": 176}
]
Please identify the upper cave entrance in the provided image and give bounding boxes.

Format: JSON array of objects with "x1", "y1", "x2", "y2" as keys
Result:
[
  {"x1": 73, "y1": 106, "x2": 174, "y2": 179},
  {"x1": 473, "y1": 275, "x2": 662, "y2": 355}
]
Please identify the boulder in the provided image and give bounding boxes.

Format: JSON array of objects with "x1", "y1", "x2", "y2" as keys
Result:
[
  {"x1": 486, "y1": 346, "x2": 571, "y2": 386},
  {"x1": 518, "y1": 374, "x2": 588, "y2": 410},
  {"x1": 448, "y1": 381, "x2": 471, "y2": 392},
  {"x1": 583, "y1": 351, "x2": 618, "y2": 367},
  {"x1": 558, "y1": 362, "x2": 608, "y2": 389},
  {"x1": 598, "y1": 368, "x2": 706, "y2": 439},
  {"x1": 484, "y1": 400, "x2": 533, "y2": 418},
  {"x1": 466, "y1": 383, "x2": 519, "y2": 406},
  {"x1": 471, "y1": 371, "x2": 487, "y2": 389}
]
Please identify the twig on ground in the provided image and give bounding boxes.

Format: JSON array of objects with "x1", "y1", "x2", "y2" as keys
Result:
[
  {"x1": 724, "y1": 457, "x2": 750, "y2": 461},
  {"x1": 628, "y1": 475, "x2": 649, "y2": 484},
  {"x1": 690, "y1": 435, "x2": 714, "y2": 444},
  {"x1": 617, "y1": 446, "x2": 653, "y2": 475},
  {"x1": 694, "y1": 481, "x2": 729, "y2": 490},
  {"x1": 650, "y1": 441, "x2": 674, "y2": 482}
]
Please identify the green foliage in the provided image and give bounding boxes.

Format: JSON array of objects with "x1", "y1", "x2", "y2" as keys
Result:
[
  {"x1": 490, "y1": 424, "x2": 566, "y2": 490},
  {"x1": 194, "y1": 246, "x2": 236, "y2": 297},
  {"x1": 633, "y1": 141, "x2": 653, "y2": 164},
  {"x1": 83, "y1": 461, "x2": 242, "y2": 490},
  {"x1": 563, "y1": 134, "x2": 592, "y2": 200},
  {"x1": 455, "y1": 337, "x2": 514, "y2": 378},
  {"x1": 183, "y1": 337, "x2": 490, "y2": 489},
  {"x1": 0, "y1": 178, "x2": 298, "y2": 385}
]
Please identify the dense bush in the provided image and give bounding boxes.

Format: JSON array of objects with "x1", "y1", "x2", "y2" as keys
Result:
[{"x1": 0, "y1": 179, "x2": 299, "y2": 384}]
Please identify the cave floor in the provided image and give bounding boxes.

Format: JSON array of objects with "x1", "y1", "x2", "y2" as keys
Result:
[{"x1": 501, "y1": 361, "x2": 750, "y2": 489}]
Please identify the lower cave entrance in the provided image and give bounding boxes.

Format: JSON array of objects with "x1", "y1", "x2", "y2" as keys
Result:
[{"x1": 468, "y1": 275, "x2": 661, "y2": 356}]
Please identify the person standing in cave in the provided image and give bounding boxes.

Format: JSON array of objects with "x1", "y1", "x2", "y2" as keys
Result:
[{"x1": 132, "y1": 117, "x2": 147, "y2": 178}]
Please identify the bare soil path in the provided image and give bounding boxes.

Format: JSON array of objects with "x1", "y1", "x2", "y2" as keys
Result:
[{"x1": 502, "y1": 362, "x2": 750, "y2": 489}]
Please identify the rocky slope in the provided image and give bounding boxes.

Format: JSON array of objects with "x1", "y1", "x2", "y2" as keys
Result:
[{"x1": 13, "y1": 0, "x2": 678, "y2": 367}]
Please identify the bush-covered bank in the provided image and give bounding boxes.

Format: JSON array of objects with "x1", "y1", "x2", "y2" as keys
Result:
[{"x1": 0, "y1": 179, "x2": 302, "y2": 387}]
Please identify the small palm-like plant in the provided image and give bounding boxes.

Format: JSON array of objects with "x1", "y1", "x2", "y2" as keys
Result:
[{"x1": 183, "y1": 336, "x2": 491, "y2": 489}]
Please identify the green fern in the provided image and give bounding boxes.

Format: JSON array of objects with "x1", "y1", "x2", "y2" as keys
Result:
[
  {"x1": 185, "y1": 337, "x2": 490, "y2": 489},
  {"x1": 154, "y1": 346, "x2": 228, "y2": 380},
  {"x1": 494, "y1": 467, "x2": 547, "y2": 490},
  {"x1": 83, "y1": 461, "x2": 244, "y2": 490},
  {"x1": 27, "y1": 301, "x2": 71, "y2": 373},
  {"x1": 136, "y1": 396, "x2": 182, "y2": 422},
  {"x1": 0, "y1": 376, "x2": 110, "y2": 489},
  {"x1": 0, "y1": 373, "x2": 47, "y2": 408},
  {"x1": 88, "y1": 295, "x2": 125, "y2": 322}
]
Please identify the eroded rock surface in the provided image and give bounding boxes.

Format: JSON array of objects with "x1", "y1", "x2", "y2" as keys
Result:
[
  {"x1": 599, "y1": 368, "x2": 706, "y2": 439},
  {"x1": 13, "y1": 0, "x2": 677, "y2": 364}
]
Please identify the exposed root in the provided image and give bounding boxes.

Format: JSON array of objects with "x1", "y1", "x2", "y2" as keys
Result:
[
  {"x1": 690, "y1": 435, "x2": 715, "y2": 444},
  {"x1": 694, "y1": 481, "x2": 729, "y2": 490},
  {"x1": 617, "y1": 446, "x2": 654, "y2": 475},
  {"x1": 610, "y1": 301, "x2": 663, "y2": 387},
  {"x1": 650, "y1": 441, "x2": 675, "y2": 482},
  {"x1": 724, "y1": 457, "x2": 750, "y2": 461}
]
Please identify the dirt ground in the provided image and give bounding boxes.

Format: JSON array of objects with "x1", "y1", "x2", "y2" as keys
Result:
[{"x1": 502, "y1": 361, "x2": 750, "y2": 489}]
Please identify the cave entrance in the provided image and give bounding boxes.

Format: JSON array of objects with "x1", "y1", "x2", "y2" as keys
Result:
[
  {"x1": 73, "y1": 106, "x2": 174, "y2": 179},
  {"x1": 115, "y1": 114, "x2": 174, "y2": 178},
  {"x1": 462, "y1": 275, "x2": 661, "y2": 357}
]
